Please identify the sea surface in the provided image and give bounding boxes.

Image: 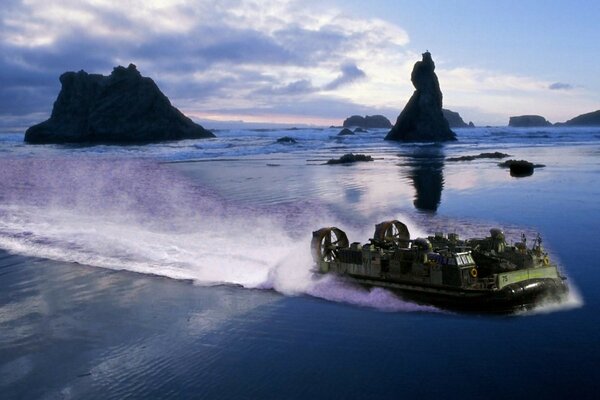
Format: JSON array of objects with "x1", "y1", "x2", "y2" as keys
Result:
[{"x1": 1, "y1": 126, "x2": 599, "y2": 399}]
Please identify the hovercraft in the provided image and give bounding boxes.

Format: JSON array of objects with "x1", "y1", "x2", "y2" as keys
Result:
[{"x1": 311, "y1": 220, "x2": 568, "y2": 313}]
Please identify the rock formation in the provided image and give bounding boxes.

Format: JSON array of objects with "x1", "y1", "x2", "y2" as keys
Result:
[
  {"x1": 276, "y1": 136, "x2": 297, "y2": 144},
  {"x1": 343, "y1": 115, "x2": 392, "y2": 129},
  {"x1": 446, "y1": 152, "x2": 510, "y2": 162},
  {"x1": 442, "y1": 109, "x2": 473, "y2": 128},
  {"x1": 338, "y1": 128, "x2": 355, "y2": 136},
  {"x1": 326, "y1": 153, "x2": 373, "y2": 165},
  {"x1": 385, "y1": 52, "x2": 456, "y2": 141},
  {"x1": 558, "y1": 110, "x2": 600, "y2": 126},
  {"x1": 508, "y1": 115, "x2": 552, "y2": 127},
  {"x1": 25, "y1": 64, "x2": 214, "y2": 144},
  {"x1": 498, "y1": 160, "x2": 545, "y2": 178}
]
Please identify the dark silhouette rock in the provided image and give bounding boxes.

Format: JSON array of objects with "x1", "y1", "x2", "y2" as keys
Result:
[
  {"x1": 386, "y1": 52, "x2": 456, "y2": 142},
  {"x1": 343, "y1": 115, "x2": 392, "y2": 129},
  {"x1": 468, "y1": 121, "x2": 475, "y2": 128},
  {"x1": 508, "y1": 115, "x2": 552, "y2": 127},
  {"x1": 354, "y1": 127, "x2": 367, "y2": 133},
  {"x1": 24, "y1": 64, "x2": 214, "y2": 144},
  {"x1": 558, "y1": 110, "x2": 600, "y2": 126},
  {"x1": 442, "y1": 109, "x2": 471, "y2": 128},
  {"x1": 326, "y1": 153, "x2": 373, "y2": 165},
  {"x1": 338, "y1": 128, "x2": 355, "y2": 136},
  {"x1": 276, "y1": 136, "x2": 297, "y2": 144},
  {"x1": 447, "y1": 152, "x2": 510, "y2": 162},
  {"x1": 498, "y1": 159, "x2": 545, "y2": 177}
]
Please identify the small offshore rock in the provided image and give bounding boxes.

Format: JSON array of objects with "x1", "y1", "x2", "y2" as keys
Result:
[
  {"x1": 276, "y1": 136, "x2": 297, "y2": 144},
  {"x1": 354, "y1": 127, "x2": 367, "y2": 133},
  {"x1": 338, "y1": 128, "x2": 355, "y2": 136},
  {"x1": 326, "y1": 153, "x2": 374, "y2": 165},
  {"x1": 447, "y1": 152, "x2": 511, "y2": 162},
  {"x1": 498, "y1": 159, "x2": 545, "y2": 177}
]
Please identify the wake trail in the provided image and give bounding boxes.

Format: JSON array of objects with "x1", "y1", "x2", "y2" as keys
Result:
[{"x1": 0, "y1": 157, "x2": 435, "y2": 313}]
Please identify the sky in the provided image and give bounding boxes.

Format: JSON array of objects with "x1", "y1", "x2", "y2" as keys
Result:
[{"x1": 1, "y1": 0, "x2": 599, "y2": 130}]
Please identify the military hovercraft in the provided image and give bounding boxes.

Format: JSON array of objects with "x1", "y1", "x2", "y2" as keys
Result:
[{"x1": 311, "y1": 220, "x2": 568, "y2": 313}]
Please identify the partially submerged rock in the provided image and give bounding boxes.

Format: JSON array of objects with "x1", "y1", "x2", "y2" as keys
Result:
[
  {"x1": 447, "y1": 152, "x2": 511, "y2": 162},
  {"x1": 326, "y1": 153, "x2": 374, "y2": 165},
  {"x1": 276, "y1": 136, "x2": 297, "y2": 144},
  {"x1": 338, "y1": 128, "x2": 355, "y2": 136},
  {"x1": 385, "y1": 52, "x2": 456, "y2": 142},
  {"x1": 498, "y1": 159, "x2": 545, "y2": 177},
  {"x1": 24, "y1": 64, "x2": 214, "y2": 144},
  {"x1": 343, "y1": 115, "x2": 392, "y2": 129},
  {"x1": 354, "y1": 127, "x2": 367, "y2": 133},
  {"x1": 509, "y1": 115, "x2": 552, "y2": 127}
]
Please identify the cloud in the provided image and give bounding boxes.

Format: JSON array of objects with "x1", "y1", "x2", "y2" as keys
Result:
[
  {"x1": 0, "y1": 0, "x2": 414, "y2": 128},
  {"x1": 324, "y1": 63, "x2": 366, "y2": 90},
  {"x1": 548, "y1": 82, "x2": 573, "y2": 90},
  {"x1": 254, "y1": 63, "x2": 366, "y2": 97},
  {"x1": 3, "y1": 0, "x2": 593, "y2": 127},
  {"x1": 255, "y1": 79, "x2": 318, "y2": 96}
]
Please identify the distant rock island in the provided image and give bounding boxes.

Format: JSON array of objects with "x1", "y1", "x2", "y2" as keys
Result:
[
  {"x1": 509, "y1": 115, "x2": 552, "y2": 127},
  {"x1": 558, "y1": 110, "x2": 600, "y2": 126},
  {"x1": 442, "y1": 109, "x2": 474, "y2": 128},
  {"x1": 24, "y1": 64, "x2": 214, "y2": 144},
  {"x1": 386, "y1": 52, "x2": 456, "y2": 142},
  {"x1": 342, "y1": 115, "x2": 392, "y2": 129}
]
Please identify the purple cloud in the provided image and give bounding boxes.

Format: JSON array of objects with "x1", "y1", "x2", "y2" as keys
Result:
[{"x1": 549, "y1": 82, "x2": 573, "y2": 90}]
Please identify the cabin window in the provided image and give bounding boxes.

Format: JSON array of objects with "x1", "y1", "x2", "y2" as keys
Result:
[{"x1": 455, "y1": 254, "x2": 474, "y2": 266}]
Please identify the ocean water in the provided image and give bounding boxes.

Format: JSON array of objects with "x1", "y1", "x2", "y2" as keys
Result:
[{"x1": 1, "y1": 126, "x2": 599, "y2": 398}]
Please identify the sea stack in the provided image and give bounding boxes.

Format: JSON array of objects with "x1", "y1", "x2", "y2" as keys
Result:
[
  {"x1": 385, "y1": 52, "x2": 456, "y2": 142},
  {"x1": 24, "y1": 64, "x2": 215, "y2": 144}
]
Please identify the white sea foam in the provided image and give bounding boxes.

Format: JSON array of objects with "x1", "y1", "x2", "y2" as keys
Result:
[
  {"x1": 0, "y1": 205, "x2": 431, "y2": 313},
  {"x1": 515, "y1": 284, "x2": 584, "y2": 316},
  {"x1": 0, "y1": 157, "x2": 432, "y2": 313}
]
